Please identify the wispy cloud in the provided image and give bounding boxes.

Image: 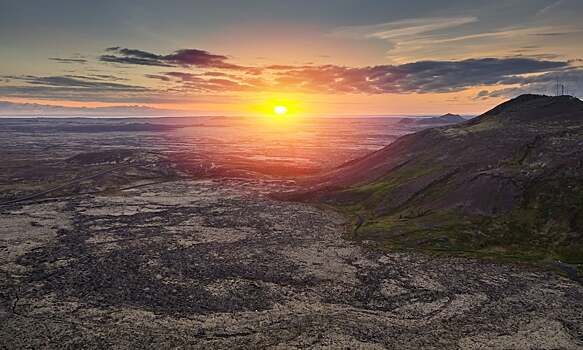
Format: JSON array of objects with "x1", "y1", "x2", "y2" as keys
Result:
[
  {"x1": 537, "y1": 0, "x2": 564, "y2": 16},
  {"x1": 330, "y1": 16, "x2": 479, "y2": 61},
  {"x1": 329, "y1": 14, "x2": 581, "y2": 63},
  {"x1": 331, "y1": 16, "x2": 478, "y2": 41}
]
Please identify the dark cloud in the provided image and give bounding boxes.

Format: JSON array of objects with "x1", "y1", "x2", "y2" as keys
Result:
[
  {"x1": 0, "y1": 85, "x2": 188, "y2": 104},
  {"x1": 0, "y1": 74, "x2": 159, "y2": 103},
  {"x1": 202, "y1": 72, "x2": 229, "y2": 77},
  {"x1": 88, "y1": 74, "x2": 129, "y2": 82},
  {"x1": 269, "y1": 57, "x2": 570, "y2": 94},
  {"x1": 114, "y1": 48, "x2": 161, "y2": 60},
  {"x1": 100, "y1": 54, "x2": 174, "y2": 67},
  {"x1": 497, "y1": 69, "x2": 583, "y2": 85},
  {"x1": 100, "y1": 47, "x2": 249, "y2": 70},
  {"x1": 397, "y1": 57, "x2": 568, "y2": 93},
  {"x1": 100, "y1": 47, "x2": 175, "y2": 66},
  {"x1": 97, "y1": 47, "x2": 573, "y2": 96},
  {"x1": 6, "y1": 75, "x2": 146, "y2": 90},
  {"x1": 49, "y1": 57, "x2": 88, "y2": 64},
  {"x1": 165, "y1": 72, "x2": 201, "y2": 81},
  {"x1": 165, "y1": 49, "x2": 240, "y2": 69},
  {"x1": 531, "y1": 32, "x2": 573, "y2": 37},
  {"x1": 167, "y1": 57, "x2": 569, "y2": 95},
  {"x1": 145, "y1": 74, "x2": 172, "y2": 82},
  {"x1": 57, "y1": 74, "x2": 128, "y2": 83},
  {"x1": 476, "y1": 90, "x2": 491, "y2": 99},
  {"x1": 475, "y1": 69, "x2": 583, "y2": 99}
]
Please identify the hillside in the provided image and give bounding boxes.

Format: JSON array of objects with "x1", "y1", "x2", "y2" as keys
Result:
[
  {"x1": 397, "y1": 113, "x2": 466, "y2": 125},
  {"x1": 295, "y1": 95, "x2": 583, "y2": 267}
]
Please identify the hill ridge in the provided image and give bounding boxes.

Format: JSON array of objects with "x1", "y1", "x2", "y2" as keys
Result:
[{"x1": 294, "y1": 94, "x2": 583, "y2": 270}]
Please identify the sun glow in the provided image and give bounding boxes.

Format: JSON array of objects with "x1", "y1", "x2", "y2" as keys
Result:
[
  {"x1": 274, "y1": 105, "x2": 288, "y2": 115},
  {"x1": 249, "y1": 96, "x2": 305, "y2": 126}
]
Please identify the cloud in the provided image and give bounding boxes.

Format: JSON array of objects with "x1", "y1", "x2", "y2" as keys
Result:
[
  {"x1": 100, "y1": 50, "x2": 174, "y2": 67},
  {"x1": 0, "y1": 74, "x2": 160, "y2": 103},
  {"x1": 269, "y1": 57, "x2": 570, "y2": 94},
  {"x1": 100, "y1": 47, "x2": 250, "y2": 70},
  {"x1": 331, "y1": 16, "x2": 478, "y2": 41},
  {"x1": 94, "y1": 46, "x2": 576, "y2": 96},
  {"x1": 330, "y1": 16, "x2": 483, "y2": 61},
  {"x1": 329, "y1": 13, "x2": 581, "y2": 64},
  {"x1": 49, "y1": 57, "x2": 88, "y2": 64},
  {"x1": 159, "y1": 71, "x2": 260, "y2": 93},
  {"x1": 475, "y1": 69, "x2": 583, "y2": 99},
  {"x1": 4, "y1": 75, "x2": 147, "y2": 90},
  {"x1": 3, "y1": 51, "x2": 579, "y2": 103},
  {"x1": 537, "y1": 0, "x2": 564, "y2": 16},
  {"x1": 164, "y1": 71, "x2": 202, "y2": 81},
  {"x1": 0, "y1": 71, "x2": 258, "y2": 102},
  {"x1": 87, "y1": 74, "x2": 129, "y2": 82},
  {"x1": 266, "y1": 64, "x2": 315, "y2": 71},
  {"x1": 531, "y1": 32, "x2": 574, "y2": 37},
  {"x1": 202, "y1": 72, "x2": 229, "y2": 77},
  {"x1": 145, "y1": 74, "x2": 172, "y2": 82},
  {"x1": 164, "y1": 49, "x2": 241, "y2": 69}
]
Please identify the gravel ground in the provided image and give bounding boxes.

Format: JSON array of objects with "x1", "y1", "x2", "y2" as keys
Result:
[{"x1": 1, "y1": 180, "x2": 582, "y2": 349}]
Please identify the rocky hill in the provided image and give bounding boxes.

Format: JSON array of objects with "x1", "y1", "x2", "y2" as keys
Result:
[{"x1": 294, "y1": 95, "x2": 583, "y2": 267}]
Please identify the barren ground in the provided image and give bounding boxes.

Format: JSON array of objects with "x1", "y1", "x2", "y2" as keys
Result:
[{"x1": 2, "y1": 179, "x2": 582, "y2": 349}]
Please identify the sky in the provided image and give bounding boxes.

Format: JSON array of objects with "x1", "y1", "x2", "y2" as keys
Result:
[{"x1": 1, "y1": 0, "x2": 582, "y2": 116}]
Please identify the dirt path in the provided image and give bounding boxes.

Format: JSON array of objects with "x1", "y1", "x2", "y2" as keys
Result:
[{"x1": 1, "y1": 180, "x2": 582, "y2": 349}]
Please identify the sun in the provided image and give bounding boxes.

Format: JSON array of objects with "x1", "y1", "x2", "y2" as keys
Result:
[
  {"x1": 252, "y1": 96, "x2": 300, "y2": 120},
  {"x1": 274, "y1": 105, "x2": 288, "y2": 116}
]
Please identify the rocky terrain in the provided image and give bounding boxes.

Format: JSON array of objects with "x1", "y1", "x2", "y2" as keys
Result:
[
  {"x1": 2, "y1": 179, "x2": 583, "y2": 348},
  {"x1": 293, "y1": 95, "x2": 583, "y2": 273}
]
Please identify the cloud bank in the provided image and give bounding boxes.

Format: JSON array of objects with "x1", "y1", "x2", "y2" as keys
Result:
[{"x1": 1, "y1": 46, "x2": 581, "y2": 105}]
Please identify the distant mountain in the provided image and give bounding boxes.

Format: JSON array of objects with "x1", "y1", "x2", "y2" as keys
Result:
[
  {"x1": 397, "y1": 113, "x2": 466, "y2": 126},
  {"x1": 0, "y1": 100, "x2": 182, "y2": 117},
  {"x1": 292, "y1": 95, "x2": 583, "y2": 267},
  {"x1": 0, "y1": 120, "x2": 193, "y2": 133}
]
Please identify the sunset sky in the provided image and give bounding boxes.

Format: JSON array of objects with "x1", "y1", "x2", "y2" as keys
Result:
[{"x1": 1, "y1": 0, "x2": 582, "y2": 116}]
